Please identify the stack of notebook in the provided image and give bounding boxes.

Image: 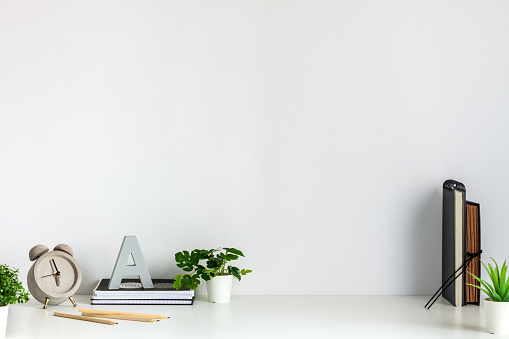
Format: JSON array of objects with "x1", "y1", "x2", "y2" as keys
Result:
[
  {"x1": 425, "y1": 180, "x2": 482, "y2": 310},
  {"x1": 91, "y1": 279, "x2": 194, "y2": 305},
  {"x1": 441, "y1": 180, "x2": 481, "y2": 307}
]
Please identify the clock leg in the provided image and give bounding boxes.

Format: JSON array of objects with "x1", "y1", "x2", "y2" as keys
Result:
[
  {"x1": 69, "y1": 296, "x2": 77, "y2": 307},
  {"x1": 43, "y1": 298, "x2": 50, "y2": 309}
]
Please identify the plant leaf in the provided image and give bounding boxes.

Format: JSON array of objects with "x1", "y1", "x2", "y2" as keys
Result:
[
  {"x1": 225, "y1": 254, "x2": 239, "y2": 261},
  {"x1": 468, "y1": 272, "x2": 497, "y2": 299},
  {"x1": 175, "y1": 252, "x2": 184, "y2": 262},
  {"x1": 494, "y1": 258, "x2": 501, "y2": 284},
  {"x1": 482, "y1": 260, "x2": 499, "y2": 293},
  {"x1": 173, "y1": 275, "x2": 182, "y2": 290},
  {"x1": 207, "y1": 258, "x2": 221, "y2": 269},
  {"x1": 230, "y1": 266, "x2": 242, "y2": 280},
  {"x1": 466, "y1": 283, "x2": 497, "y2": 301},
  {"x1": 498, "y1": 261, "x2": 509, "y2": 301},
  {"x1": 492, "y1": 258, "x2": 502, "y2": 297},
  {"x1": 0, "y1": 264, "x2": 30, "y2": 306},
  {"x1": 224, "y1": 248, "x2": 245, "y2": 257},
  {"x1": 487, "y1": 262, "x2": 500, "y2": 292}
]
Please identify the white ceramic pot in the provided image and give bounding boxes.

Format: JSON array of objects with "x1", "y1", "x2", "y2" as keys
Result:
[
  {"x1": 0, "y1": 305, "x2": 8, "y2": 339},
  {"x1": 484, "y1": 298, "x2": 509, "y2": 334},
  {"x1": 206, "y1": 275, "x2": 233, "y2": 303}
]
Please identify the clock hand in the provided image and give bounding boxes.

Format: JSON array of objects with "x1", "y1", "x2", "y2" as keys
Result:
[
  {"x1": 51, "y1": 259, "x2": 61, "y2": 287},
  {"x1": 52, "y1": 259, "x2": 60, "y2": 275}
]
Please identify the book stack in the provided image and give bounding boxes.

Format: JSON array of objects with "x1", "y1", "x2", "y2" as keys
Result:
[
  {"x1": 91, "y1": 279, "x2": 194, "y2": 305},
  {"x1": 442, "y1": 180, "x2": 481, "y2": 307}
]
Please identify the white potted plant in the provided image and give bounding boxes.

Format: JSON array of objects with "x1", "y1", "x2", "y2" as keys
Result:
[
  {"x1": 468, "y1": 258, "x2": 509, "y2": 334},
  {"x1": 0, "y1": 264, "x2": 30, "y2": 339},
  {"x1": 173, "y1": 247, "x2": 252, "y2": 303}
]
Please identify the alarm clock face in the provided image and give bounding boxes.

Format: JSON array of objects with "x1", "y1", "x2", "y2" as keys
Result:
[{"x1": 32, "y1": 251, "x2": 81, "y2": 300}]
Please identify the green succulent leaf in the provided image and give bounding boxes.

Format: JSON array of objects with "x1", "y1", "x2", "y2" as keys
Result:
[
  {"x1": 468, "y1": 271, "x2": 497, "y2": 297},
  {"x1": 494, "y1": 258, "x2": 501, "y2": 284},
  {"x1": 466, "y1": 283, "x2": 498, "y2": 301},
  {"x1": 468, "y1": 258, "x2": 509, "y2": 302},
  {"x1": 487, "y1": 262, "x2": 500, "y2": 292},
  {"x1": 499, "y1": 261, "x2": 509, "y2": 301}
]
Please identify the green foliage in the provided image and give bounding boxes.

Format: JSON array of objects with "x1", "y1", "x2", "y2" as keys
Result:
[
  {"x1": 468, "y1": 258, "x2": 509, "y2": 302},
  {"x1": 0, "y1": 264, "x2": 30, "y2": 306},
  {"x1": 173, "y1": 247, "x2": 252, "y2": 290}
]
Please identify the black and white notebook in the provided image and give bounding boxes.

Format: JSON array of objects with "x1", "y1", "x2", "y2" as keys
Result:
[{"x1": 92, "y1": 279, "x2": 194, "y2": 299}]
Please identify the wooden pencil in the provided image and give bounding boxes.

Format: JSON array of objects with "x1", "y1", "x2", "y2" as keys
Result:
[
  {"x1": 54, "y1": 312, "x2": 117, "y2": 325},
  {"x1": 79, "y1": 308, "x2": 168, "y2": 319},
  {"x1": 82, "y1": 312, "x2": 159, "y2": 323}
]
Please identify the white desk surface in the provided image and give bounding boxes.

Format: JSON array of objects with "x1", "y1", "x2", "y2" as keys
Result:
[{"x1": 6, "y1": 295, "x2": 492, "y2": 338}]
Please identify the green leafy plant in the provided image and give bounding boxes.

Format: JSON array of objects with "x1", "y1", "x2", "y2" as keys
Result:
[
  {"x1": 173, "y1": 247, "x2": 252, "y2": 290},
  {"x1": 468, "y1": 258, "x2": 509, "y2": 302},
  {"x1": 0, "y1": 264, "x2": 30, "y2": 306}
]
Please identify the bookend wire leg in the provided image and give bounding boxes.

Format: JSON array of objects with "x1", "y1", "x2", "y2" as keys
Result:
[
  {"x1": 425, "y1": 251, "x2": 481, "y2": 309},
  {"x1": 425, "y1": 257, "x2": 472, "y2": 309}
]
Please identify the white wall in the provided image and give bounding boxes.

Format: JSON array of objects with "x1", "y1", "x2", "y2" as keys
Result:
[{"x1": 2, "y1": 0, "x2": 509, "y2": 296}]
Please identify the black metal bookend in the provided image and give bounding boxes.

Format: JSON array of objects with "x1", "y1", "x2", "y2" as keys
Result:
[{"x1": 425, "y1": 251, "x2": 482, "y2": 309}]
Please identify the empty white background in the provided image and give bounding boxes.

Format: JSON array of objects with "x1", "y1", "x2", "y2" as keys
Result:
[{"x1": 1, "y1": 1, "x2": 509, "y2": 296}]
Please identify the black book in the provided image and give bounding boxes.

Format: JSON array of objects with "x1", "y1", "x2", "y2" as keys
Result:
[{"x1": 442, "y1": 180, "x2": 466, "y2": 306}]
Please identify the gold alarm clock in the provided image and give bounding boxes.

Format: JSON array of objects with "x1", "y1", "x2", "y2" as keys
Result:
[{"x1": 27, "y1": 244, "x2": 82, "y2": 309}]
